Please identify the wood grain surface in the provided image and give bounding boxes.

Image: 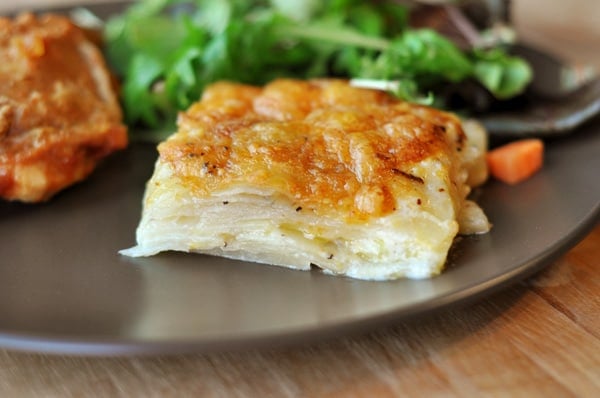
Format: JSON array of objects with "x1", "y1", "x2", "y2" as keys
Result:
[{"x1": 1, "y1": 1, "x2": 599, "y2": 397}]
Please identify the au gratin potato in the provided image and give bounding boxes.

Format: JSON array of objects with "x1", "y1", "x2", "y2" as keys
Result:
[{"x1": 122, "y1": 79, "x2": 490, "y2": 280}]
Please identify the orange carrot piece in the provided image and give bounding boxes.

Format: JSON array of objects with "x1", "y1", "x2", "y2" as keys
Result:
[{"x1": 486, "y1": 138, "x2": 544, "y2": 185}]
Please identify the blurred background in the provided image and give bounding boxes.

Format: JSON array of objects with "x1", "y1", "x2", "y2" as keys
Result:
[
  {"x1": 3, "y1": 0, "x2": 600, "y2": 69},
  {"x1": 512, "y1": 0, "x2": 600, "y2": 69}
]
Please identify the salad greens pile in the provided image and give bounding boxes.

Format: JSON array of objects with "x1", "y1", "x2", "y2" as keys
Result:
[{"x1": 105, "y1": 0, "x2": 532, "y2": 130}]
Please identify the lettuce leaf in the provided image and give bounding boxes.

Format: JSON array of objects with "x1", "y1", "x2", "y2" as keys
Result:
[{"x1": 105, "y1": 0, "x2": 532, "y2": 131}]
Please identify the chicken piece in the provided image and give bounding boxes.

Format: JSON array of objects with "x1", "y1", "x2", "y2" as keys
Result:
[{"x1": 0, "y1": 13, "x2": 127, "y2": 202}]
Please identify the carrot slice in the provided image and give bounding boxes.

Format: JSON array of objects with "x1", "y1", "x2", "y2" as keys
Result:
[{"x1": 487, "y1": 139, "x2": 544, "y2": 185}]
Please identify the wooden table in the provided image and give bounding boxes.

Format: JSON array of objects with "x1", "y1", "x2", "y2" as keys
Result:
[{"x1": 1, "y1": 1, "x2": 599, "y2": 396}]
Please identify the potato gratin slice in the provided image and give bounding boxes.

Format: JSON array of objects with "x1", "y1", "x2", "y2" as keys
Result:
[{"x1": 122, "y1": 79, "x2": 490, "y2": 280}]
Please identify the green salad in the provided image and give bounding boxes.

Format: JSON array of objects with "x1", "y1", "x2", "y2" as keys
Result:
[{"x1": 105, "y1": 0, "x2": 532, "y2": 133}]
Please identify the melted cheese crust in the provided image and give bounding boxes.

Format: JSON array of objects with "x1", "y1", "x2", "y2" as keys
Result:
[{"x1": 123, "y1": 79, "x2": 489, "y2": 280}]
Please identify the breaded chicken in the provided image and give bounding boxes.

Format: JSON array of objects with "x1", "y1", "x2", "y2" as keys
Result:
[
  {"x1": 0, "y1": 13, "x2": 127, "y2": 202},
  {"x1": 122, "y1": 79, "x2": 489, "y2": 280}
]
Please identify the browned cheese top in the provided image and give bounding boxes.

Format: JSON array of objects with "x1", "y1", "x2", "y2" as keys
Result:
[{"x1": 159, "y1": 79, "x2": 466, "y2": 220}]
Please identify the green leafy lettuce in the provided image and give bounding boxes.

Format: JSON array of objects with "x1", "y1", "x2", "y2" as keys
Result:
[{"x1": 105, "y1": 0, "x2": 532, "y2": 131}]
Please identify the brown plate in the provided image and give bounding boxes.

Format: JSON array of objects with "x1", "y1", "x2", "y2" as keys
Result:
[
  {"x1": 1, "y1": 119, "x2": 598, "y2": 356},
  {"x1": 0, "y1": 1, "x2": 599, "y2": 355}
]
